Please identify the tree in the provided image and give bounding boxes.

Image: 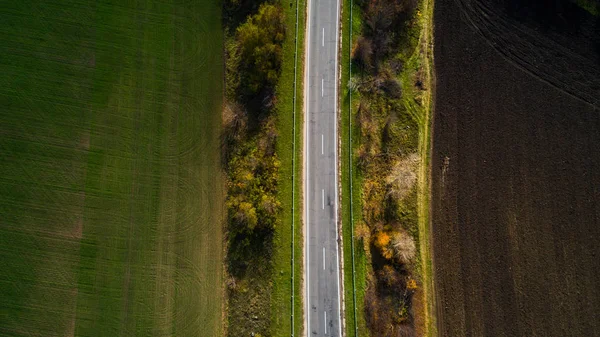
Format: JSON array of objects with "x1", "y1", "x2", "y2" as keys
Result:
[
  {"x1": 231, "y1": 200, "x2": 258, "y2": 230},
  {"x1": 374, "y1": 231, "x2": 394, "y2": 260},
  {"x1": 236, "y1": 3, "x2": 286, "y2": 95}
]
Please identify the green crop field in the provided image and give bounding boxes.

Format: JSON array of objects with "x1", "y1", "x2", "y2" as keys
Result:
[{"x1": 0, "y1": 1, "x2": 225, "y2": 336}]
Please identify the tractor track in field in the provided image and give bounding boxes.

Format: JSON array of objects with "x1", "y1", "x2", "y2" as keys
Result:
[{"x1": 453, "y1": 0, "x2": 600, "y2": 107}]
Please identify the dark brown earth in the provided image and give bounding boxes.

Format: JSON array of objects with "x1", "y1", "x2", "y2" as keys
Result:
[{"x1": 431, "y1": 0, "x2": 600, "y2": 336}]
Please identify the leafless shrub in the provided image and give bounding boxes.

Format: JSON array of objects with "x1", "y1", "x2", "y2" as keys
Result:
[
  {"x1": 392, "y1": 230, "x2": 416, "y2": 264},
  {"x1": 386, "y1": 153, "x2": 419, "y2": 201},
  {"x1": 348, "y1": 76, "x2": 360, "y2": 93}
]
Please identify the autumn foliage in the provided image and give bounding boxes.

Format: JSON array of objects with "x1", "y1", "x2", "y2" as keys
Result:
[
  {"x1": 352, "y1": 0, "x2": 423, "y2": 335},
  {"x1": 235, "y1": 4, "x2": 285, "y2": 95},
  {"x1": 224, "y1": 2, "x2": 285, "y2": 275}
]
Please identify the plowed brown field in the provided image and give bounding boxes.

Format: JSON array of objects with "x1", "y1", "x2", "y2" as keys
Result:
[{"x1": 431, "y1": 0, "x2": 600, "y2": 336}]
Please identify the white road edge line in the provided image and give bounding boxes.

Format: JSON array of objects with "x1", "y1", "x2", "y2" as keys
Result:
[
  {"x1": 305, "y1": 0, "x2": 312, "y2": 332},
  {"x1": 333, "y1": 0, "x2": 342, "y2": 331}
]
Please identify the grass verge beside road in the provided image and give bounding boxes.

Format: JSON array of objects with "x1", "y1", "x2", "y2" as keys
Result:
[
  {"x1": 270, "y1": 0, "x2": 306, "y2": 335},
  {"x1": 340, "y1": 0, "x2": 369, "y2": 335}
]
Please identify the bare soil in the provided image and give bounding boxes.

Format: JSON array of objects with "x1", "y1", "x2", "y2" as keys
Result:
[{"x1": 431, "y1": 0, "x2": 600, "y2": 336}]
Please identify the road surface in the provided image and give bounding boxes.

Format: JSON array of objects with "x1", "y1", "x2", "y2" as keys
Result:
[{"x1": 304, "y1": 0, "x2": 342, "y2": 334}]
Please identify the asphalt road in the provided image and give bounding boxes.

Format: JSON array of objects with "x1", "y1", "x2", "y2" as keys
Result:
[{"x1": 304, "y1": 0, "x2": 342, "y2": 334}]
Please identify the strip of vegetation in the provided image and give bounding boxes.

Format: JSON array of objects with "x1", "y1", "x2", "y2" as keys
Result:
[
  {"x1": 269, "y1": 0, "x2": 306, "y2": 334},
  {"x1": 340, "y1": 0, "x2": 370, "y2": 335},
  {"x1": 222, "y1": 2, "x2": 286, "y2": 336},
  {"x1": 341, "y1": 0, "x2": 435, "y2": 334},
  {"x1": 222, "y1": 0, "x2": 305, "y2": 335}
]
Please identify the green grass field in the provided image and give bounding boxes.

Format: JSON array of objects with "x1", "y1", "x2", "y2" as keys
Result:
[{"x1": 0, "y1": 1, "x2": 225, "y2": 336}]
